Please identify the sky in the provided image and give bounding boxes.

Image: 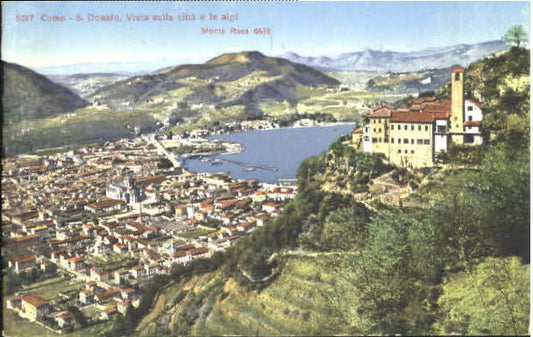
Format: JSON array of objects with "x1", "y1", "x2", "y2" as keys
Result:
[{"x1": 2, "y1": 1, "x2": 530, "y2": 70}]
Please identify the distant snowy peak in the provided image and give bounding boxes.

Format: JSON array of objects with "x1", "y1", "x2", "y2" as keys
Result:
[{"x1": 282, "y1": 40, "x2": 509, "y2": 72}]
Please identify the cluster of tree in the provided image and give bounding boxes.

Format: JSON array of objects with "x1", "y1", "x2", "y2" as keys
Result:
[
  {"x1": 5, "y1": 267, "x2": 58, "y2": 295},
  {"x1": 286, "y1": 45, "x2": 529, "y2": 334},
  {"x1": 229, "y1": 143, "x2": 390, "y2": 280}
]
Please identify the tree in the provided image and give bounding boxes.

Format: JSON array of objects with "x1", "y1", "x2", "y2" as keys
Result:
[
  {"x1": 435, "y1": 257, "x2": 529, "y2": 335},
  {"x1": 503, "y1": 25, "x2": 528, "y2": 47}
]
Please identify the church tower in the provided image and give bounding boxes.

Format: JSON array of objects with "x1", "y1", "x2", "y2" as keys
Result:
[{"x1": 450, "y1": 68, "x2": 465, "y2": 142}]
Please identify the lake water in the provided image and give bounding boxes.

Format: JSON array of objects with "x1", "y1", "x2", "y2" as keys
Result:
[{"x1": 183, "y1": 124, "x2": 355, "y2": 183}]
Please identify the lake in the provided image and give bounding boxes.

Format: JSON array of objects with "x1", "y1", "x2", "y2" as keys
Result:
[{"x1": 183, "y1": 124, "x2": 355, "y2": 183}]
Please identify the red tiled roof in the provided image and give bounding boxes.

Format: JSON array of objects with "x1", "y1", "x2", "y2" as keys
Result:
[
  {"x1": 11, "y1": 254, "x2": 36, "y2": 263},
  {"x1": 96, "y1": 288, "x2": 121, "y2": 300},
  {"x1": 465, "y1": 99, "x2": 485, "y2": 109},
  {"x1": 366, "y1": 107, "x2": 391, "y2": 118},
  {"x1": 464, "y1": 120, "x2": 482, "y2": 126},
  {"x1": 452, "y1": 68, "x2": 464, "y2": 73},
  {"x1": 352, "y1": 127, "x2": 363, "y2": 134},
  {"x1": 22, "y1": 294, "x2": 49, "y2": 308},
  {"x1": 389, "y1": 111, "x2": 435, "y2": 123},
  {"x1": 422, "y1": 100, "x2": 451, "y2": 114}
]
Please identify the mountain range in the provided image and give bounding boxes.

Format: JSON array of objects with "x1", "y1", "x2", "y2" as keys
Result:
[
  {"x1": 89, "y1": 51, "x2": 339, "y2": 113},
  {"x1": 282, "y1": 40, "x2": 509, "y2": 72}
]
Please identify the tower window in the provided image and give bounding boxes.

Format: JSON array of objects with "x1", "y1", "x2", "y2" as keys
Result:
[{"x1": 455, "y1": 73, "x2": 460, "y2": 81}]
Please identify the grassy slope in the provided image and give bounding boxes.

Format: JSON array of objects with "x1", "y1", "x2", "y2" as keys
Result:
[
  {"x1": 136, "y1": 253, "x2": 369, "y2": 336},
  {"x1": 3, "y1": 106, "x2": 158, "y2": 155}
]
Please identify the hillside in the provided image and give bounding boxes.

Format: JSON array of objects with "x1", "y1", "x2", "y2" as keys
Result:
[
  {"x1": 283, "y1": 40, "x2": 509, "y2": 72},
  {"x1": 89, "y1": 51, "x2": 339, "y2": 116},
  {"x1": 47, "y1": 72, "x2": 132, "y2": 98},
  {"x1": 365, "y1": 66, "x2": 459, "y2": 94},
  {"x1": 2, "y1": 61, "x2": 88, "y2": 123},
  {"x1": 119, "y1": 48, "x2": 530, "y2": 336}
]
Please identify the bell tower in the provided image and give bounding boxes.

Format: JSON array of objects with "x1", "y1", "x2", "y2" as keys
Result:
[{"x1": 450, "y1": 68, "x2": 464, "y2": 142}]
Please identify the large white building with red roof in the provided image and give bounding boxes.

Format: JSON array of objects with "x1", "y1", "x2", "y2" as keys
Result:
[{"x1": 356, "y1": 68, "x2": 483, "y2": 167}]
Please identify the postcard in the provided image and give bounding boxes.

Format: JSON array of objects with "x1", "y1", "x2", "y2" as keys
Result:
[{"x1": 2, "y1": 1, "x2": 530, "y2": 336}]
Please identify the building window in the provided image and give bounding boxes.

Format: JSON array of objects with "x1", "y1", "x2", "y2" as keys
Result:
[
  {"x1": 404, "y1": 150, "x2": 408, "y2": 154},
  {"x1": 425, "y1": 125, "x2": 429, "y2": 131},
  {"x1": 418, "y1": 125, "x2": 421, "y2": 131},
  {"x1": 365, "y1": 127, "x2": 369, "y2": 133},
  {"x1": 455, "y1": 73, "x2": 460, "y2": 81},
  {"x1": 437, "y1": 125, "x2": 446, "y2": 133},
  {"x1": 411, "y1": 139, "x2": 414, "y2": 144},
  {"x1": 384, "y1": 137, "x2": 389, "y2": 143},
  {"x1": 364, "y1": 136, "x2": 369, "y2": 141},
  {"x1": 417, "y1": 139, "x2": 423, "y2": 145},
  {"x1": 379, "y1": 119, "x2": 381, "y2": 124},
  {"x1": 404, "y1": 125, "x2": 408, "y2": 130},
  {"x1": 468, "y1": 106, "x2": 473, "y2": 111},
  {"x1": 423, "y1": 139, "x2": 430, "y2": 144},
  {"x1": 397, "y1": 149, "x2": 401, "y2": 153},
  {"x1": 378, "y1": 138, "x2": 382, "y2": 143},
  {"x1": 411, "y1": 125, "x2": 414, "y2": 131},
  {"x1": 391, "y1": 125, "x2": 394, "y2": 130},
  {"x1": 411, "y1": 150, "x2": 415, "y2": 154},
  {"x1": 372, "y1": 138, "x2": 377, "y2": 143},
  {"x1": 391, "y1": 138, "x2": 394, "y2": 144},
  {"x1": 464, "y1": 134, "x2": 474, "y2": 143},
  {"x1": 398, "y1": 138, "x2": 401, "y2": 144},
  {"x1": 468, "y1": 116, "x2": 473, "y2": 121},
  {"x1": 379, "y1": 128, "x2": 382, "y2": 133},
  {"x1": 403, "y1": 138, "x2": 409, "y2": 144}
]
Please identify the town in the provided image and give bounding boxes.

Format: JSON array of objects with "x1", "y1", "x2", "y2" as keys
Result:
[{"x1": 2, "y1": 125, "x2": 296, "y2": 333}]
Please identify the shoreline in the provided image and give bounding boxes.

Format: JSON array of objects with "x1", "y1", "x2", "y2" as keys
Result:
[{"x1": 7, "y1": 122, "x2": 355, "y2": 159}]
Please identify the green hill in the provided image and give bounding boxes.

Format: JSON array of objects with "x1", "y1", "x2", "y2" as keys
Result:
[
  {"x1": 111, "y1": 47, "x2": 530, "y2": 336},
  {"x1": 2, "y1": 61, "x2": 88, "y2": 123},
  {"x1": 89, "y1": 51, "x2": 339, "y2": 117}
]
